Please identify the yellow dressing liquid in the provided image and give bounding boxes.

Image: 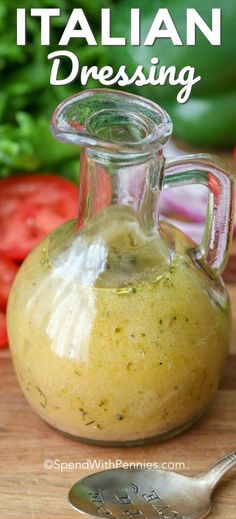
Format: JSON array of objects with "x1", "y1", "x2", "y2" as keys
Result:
[{"x1": 8, "y1": 210, "x2": 230, "y2": 444}]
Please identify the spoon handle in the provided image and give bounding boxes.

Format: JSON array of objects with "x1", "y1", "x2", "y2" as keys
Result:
[{"x1": 197, "y1": 450, "x2": 236, "y2": 490}]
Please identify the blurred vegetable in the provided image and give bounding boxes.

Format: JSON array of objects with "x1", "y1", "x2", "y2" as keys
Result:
[
  {"x1": 110, "y1": 0, "x2": 236, "y2": 98},
  {"x1": 110, "y1": 0, "x2": 236, "y2": 148},
  {"x1": 160, "y1": 185, "x2": 208, "y2": 223},
  {"x1": 0, "y1": 113, "x2": 81, "y2": 180},
  {"x1": 0, "y1": 259, "x2": 19, "y2": 310},
  {"x1": 0, "y1": 311, "x2": 7, "y2": 348},
  {"x1": 1, "y1": 0, "x2": 235, "y2": 177},
  {"x1": 0, "y1": 0, "x2": 110, "y2": 179},
  {"x1": 0, "y1": 174, "x2": 78, "y2": 260},
  {"x1": 160, "y1": 184, "x2": 236, "y2": 240},
  {"x1": 165, "y1": 90, "x2": 236, "y2": 148},
  {"x1": 0, "y1": 172, "x2": 79, "y2": 348}
]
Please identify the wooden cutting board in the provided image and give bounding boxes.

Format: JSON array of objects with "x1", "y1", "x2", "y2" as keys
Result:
[{"x1": 0, "y1": 151, "x2": 235, "y2": 519}]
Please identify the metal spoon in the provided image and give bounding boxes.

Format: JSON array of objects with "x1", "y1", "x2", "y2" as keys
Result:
[{"x1": 69, "y1": 450, "x2": 236, "y2": 518}]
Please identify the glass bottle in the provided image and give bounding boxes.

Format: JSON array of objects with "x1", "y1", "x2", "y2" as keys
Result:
[{"x1": 8, "y1": 89, "x2": 235, "y2": 445}]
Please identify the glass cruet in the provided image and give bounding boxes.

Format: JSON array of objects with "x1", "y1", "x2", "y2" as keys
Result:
[{"x1": 8, "y1": 89, "x2": 235, "y2": 446}]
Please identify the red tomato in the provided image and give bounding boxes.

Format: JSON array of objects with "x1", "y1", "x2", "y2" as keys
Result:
[
  {"x1": 0, "y1": 258, "x2": 19, "y2": 310},
  {"x1": 0, "y1": 311, "x2": 7, "y2": 348},
  {"x1": 0, "y1": 174, "x2": 78, "y2": 260}
]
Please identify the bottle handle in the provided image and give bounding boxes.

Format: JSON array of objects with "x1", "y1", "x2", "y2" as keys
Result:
[{"x1": 164, "y1": 154, "x2": 235, "y2": 275}]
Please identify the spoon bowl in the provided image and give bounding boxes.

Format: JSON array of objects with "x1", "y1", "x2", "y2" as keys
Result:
[{"x1": 69, "y1": 450, "x2": 236, "y2": 519}]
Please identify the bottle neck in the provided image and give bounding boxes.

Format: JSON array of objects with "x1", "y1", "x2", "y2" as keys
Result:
[{"x1": 77, "y1": 149, "x2": 164, "y2": 234}]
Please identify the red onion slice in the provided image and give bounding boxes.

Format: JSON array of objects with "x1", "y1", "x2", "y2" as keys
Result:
[
  {"x1": 160, "y1": 185, "x2": 208, "y2": 223},
  {"x1": 160, "y1": 185, "x2": 236, "y2": 238},
  {"x1": 161, "y1": 142, "x2": 236, "y2": 241}
]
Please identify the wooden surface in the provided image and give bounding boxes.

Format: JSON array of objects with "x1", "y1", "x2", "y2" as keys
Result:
[{"x1": 0, "y1": 151, "x2": 236, "y2": 519}]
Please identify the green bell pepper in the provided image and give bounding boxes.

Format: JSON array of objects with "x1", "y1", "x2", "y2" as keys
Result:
[
  {"x1": 109, "y1": 0, "x2": 236, "y2": 147},
  {"x1": 163, "y1": 90, "x2": 236, "y2": 148},
  {"x1": 110, "y1": 0, "x2": 236, "y2": 98}
]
